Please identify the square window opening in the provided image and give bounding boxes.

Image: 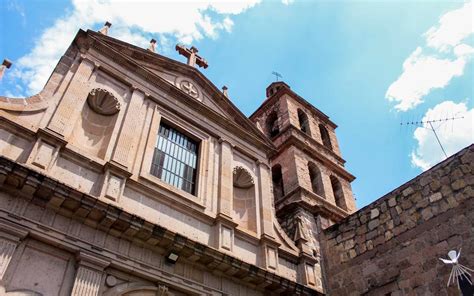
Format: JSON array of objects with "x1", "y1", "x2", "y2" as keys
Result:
[{"x1": 150, "y1": 122, "x2": 199, "y2": 195}]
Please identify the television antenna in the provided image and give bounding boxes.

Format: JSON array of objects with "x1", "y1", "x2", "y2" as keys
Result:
[
  {"x1": 272, "y1": 71, "x2": 282, "y2": 82},
  {"x1": 400, "y1": 115, "x2": 464, "y2": 159}
]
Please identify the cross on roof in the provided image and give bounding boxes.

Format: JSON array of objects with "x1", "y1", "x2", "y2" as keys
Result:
[
  {"x1": 272, "y1": 71, "x2": 282, "y2": 82},
  {"x1": 175, "y1": 44, "x2": 208, "y2": 69}
]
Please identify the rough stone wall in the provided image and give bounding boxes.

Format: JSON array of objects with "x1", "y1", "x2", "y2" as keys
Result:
[{"x1": 322, "y1": 144, "x2": 474, "y2": 296}]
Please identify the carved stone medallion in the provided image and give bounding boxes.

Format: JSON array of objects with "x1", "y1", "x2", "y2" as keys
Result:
[{"x1": 179, "y1": 80, "x2": 199, "y2": 99}]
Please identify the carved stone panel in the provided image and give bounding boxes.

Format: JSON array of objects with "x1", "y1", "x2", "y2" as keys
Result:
[
  {"x1": 267, "y1": 246, "x2": 278, "y2": 270},
  {"x1": 221, "y1": 225, "x2": 233, "y2": 251},
  {"x1": 32, "y1": 141, "x2": 56, "y2": 170},
  {"x1": 104, "y1": 173, "x2": 124, "y2": 202},
  {"x1": 176, "y1": 77, "x2": 201, "y2": 101}
]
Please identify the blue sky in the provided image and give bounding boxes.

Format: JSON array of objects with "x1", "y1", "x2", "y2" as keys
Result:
[{"x1": 0, "y1": 0, "x2": 472, "y2": 208}]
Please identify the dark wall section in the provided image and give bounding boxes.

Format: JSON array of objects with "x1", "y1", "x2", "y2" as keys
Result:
[{"x1": 322, "y1": 145, "x2": 474, "y2": 296}]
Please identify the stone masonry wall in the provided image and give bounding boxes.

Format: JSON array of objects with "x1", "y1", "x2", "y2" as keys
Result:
[{"x1": 322, "y1": 144, "x2": 474, "y2": 296}]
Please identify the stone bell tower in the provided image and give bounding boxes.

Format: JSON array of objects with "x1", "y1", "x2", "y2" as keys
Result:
[{"x1": 250, "y1": 81, "x2": 356, "y2": 290}]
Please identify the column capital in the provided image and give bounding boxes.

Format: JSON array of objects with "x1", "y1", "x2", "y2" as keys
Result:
[
  {"x1": 79, "y1": 54, "x2": 95, "y2": 65},
  {"x1": 256, "y1": 160, "x2": 271, "y2": 170},
  {"x1": 130, "y1": 86, "x2": 147, "y2": 97},
  {"x1": 215, "y1": 213, "x2": 238, "y2": 228},
  {"x1": 76, "y1": 251, "x2": 110, "y2": 271},
  {"x1": 0, "y1": 220, "x2": 28, "y2": 242},
  {"x1": 218, "y1": 137, "x2": 232, "y2": 147}
]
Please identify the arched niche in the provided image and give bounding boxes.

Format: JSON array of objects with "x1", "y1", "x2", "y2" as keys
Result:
[
  {"x1": 330, "y1": 175, "x2": 346, "y2": 210},
  {"x1": 319, "y1": 124, "x2": 332, "y2": 150},
  {"x1": 103, "y1": 282, "x2": 185, "y2": 296},
  {"x1": 70, "y1": 88, "x2": 120, "y2": 159},
  {"x1": 266, "y1": 111, "x2": 280, "y2": 138},
  {"x1": 232, "y1": 166, "x2": 257, "y2": 232},
  {"x1": 297, "y1": 109, "x2": 310, "y2": 135},
  {"x1": 271, "y1": 164, "x2": 284, "y2": 200},
  {"x1": 308, "y1": 162, "x2": 324, "y2": 198}
]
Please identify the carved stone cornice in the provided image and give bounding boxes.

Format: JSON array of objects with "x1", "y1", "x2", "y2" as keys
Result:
[
  {"x1": 275, "y1": 186, "x2": 350, "y2": 222},
  {"x1": 0, "y1": 156, "x2": 322, "y2": 296},
  {"x1": 249, "y1": 86, "x2": 337, "y2": 129},
  {"x1": 271, "y1": 125, "x2": 355, "y2": 182}
]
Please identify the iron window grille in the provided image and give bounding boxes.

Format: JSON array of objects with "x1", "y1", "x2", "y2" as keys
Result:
[{"x1": 150, "y1": 123, "x2": 199, "y2": 195}]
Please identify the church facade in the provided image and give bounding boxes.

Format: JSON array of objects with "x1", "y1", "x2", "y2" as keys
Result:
[{"x1": 0, "y1": 27, "x2": 472, "y2": 296}]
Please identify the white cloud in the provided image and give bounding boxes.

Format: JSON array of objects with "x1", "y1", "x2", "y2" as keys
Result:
[
  {"x1": 385, "y1": 47, "x2": 469, "y2": 111},
  {"x1": 411, "y1": 100, "x2": 474, "y2": 170},
  {"x1": 386, "y1": 1, "x2": 474, "y2": 111},
  {"x1": 424, "y1": 1, "x2": 473, "y2": 52},
  {"x1": 281, "y1": 0, "x2": 295, "y2": 5},
  {"x1": 11, "y1": 0, "x2": 261, "y2": 95}
]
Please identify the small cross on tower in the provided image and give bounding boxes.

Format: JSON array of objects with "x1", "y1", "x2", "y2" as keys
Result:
[{"x1": 175, "y1": 44, "x2": 208, "y2": 69}]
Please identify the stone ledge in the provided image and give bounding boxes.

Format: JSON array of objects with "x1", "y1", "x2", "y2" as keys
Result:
[{"x1": 276, "y1": 186, "x2": 349, "y2": 222}]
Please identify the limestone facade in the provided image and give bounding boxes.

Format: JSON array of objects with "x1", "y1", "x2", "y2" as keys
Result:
[
  {"x1": 0, "y1": 29, "x2": 329, "y2": 295},
  {"x1": 0, "y1": 27, "x2": 471, "y2": 296}
]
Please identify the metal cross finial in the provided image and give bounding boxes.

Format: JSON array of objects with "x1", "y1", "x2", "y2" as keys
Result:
[
  {"x1": 272, "y1": 71, "x2": 282, "y2": 82},
  {"x1": 175, "y1": 44, "x2": 208, "y2": 69}
]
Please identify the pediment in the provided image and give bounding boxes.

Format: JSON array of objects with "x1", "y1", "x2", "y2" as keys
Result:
[
  {"x1": 139, "y1": 63, "x2": 230, "y2": 116},
  {"x1": 87, "y1": 30, "x2": 272, "y2": 147}
]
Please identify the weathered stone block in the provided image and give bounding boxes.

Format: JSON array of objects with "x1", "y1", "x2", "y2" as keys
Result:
[
  {"x1": 368, "y1": 219, "x2": 379, "y2": 231},
  {"x1": 402, "y1": 187, "x2": 414, "y2": 197},
  {"x1": 370, "y1": 208, "x2": 380, "y2": 219},
  {"x1": 451, "y1": 179, "x2": 466, "y2": 191},
  {"x1": 428, "y1": 192, "x2": 442, "y2": 203},
  {"x1": 388, "y1": 198, "x2": 397, "y2": 207}
]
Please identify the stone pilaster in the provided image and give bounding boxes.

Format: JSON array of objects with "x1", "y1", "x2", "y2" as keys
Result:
[
  {"x1": 257, "y1": 161, "x2": 274, "y2": 238},
  {"x1": 47, "y1": 57, "x2": 95, "y2": 137},
  {"x1": 71, "y1": 252, "x2": 109, "y2": 296},
  {"x1": 0, "y1": 240, "x2": 17, "y2": 281},
  {"x1": 217, "y1": 139, "x2": 233, "y2": 217},
  {"x1": 0, "y1": 221, "x2": 28, "y2": 284},
  {"x1": 111, "y1": 88, "x2": 145, "y2": 168},
  {"x1": 140, "y1": 105, "x2": 162, "y2": 177}
]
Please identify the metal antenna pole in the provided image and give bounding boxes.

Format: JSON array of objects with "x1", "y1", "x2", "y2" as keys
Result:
[
  {"x1": 428, "y1": 121, "x2": 448, "y2": 158},
  {"x1": 400, "y1": 115, "x2": 464, "y2": 160}
]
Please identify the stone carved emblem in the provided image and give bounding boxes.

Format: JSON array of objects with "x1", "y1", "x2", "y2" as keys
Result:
[
  {"x1": 87, "y1": 88, "x2": 120, "y2": 116},
  {"x1": 179, "y1": 80, "x2": 199, "y2": 99}
]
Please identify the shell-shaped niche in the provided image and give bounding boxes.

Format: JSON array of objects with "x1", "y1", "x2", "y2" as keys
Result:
[
  {"x1": 232, "y1": 166, "x2": 257, "y2": 232},
  {"x1": 87, "y1": 88, "x2": 121, "y2": 116},
  {"x1": 70, "y1": 88, "x2": 120, "y2": 159},
  {"x1": 233, "y1": 166, "x2": 255, "y2": 189}
]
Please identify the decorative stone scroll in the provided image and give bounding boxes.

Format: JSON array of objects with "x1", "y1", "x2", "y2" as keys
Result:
[{"x1": 87, "y1": 88, "x2": 120, "y2": 116}]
